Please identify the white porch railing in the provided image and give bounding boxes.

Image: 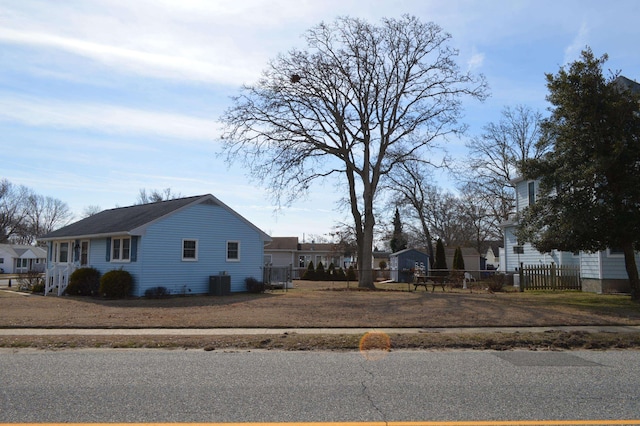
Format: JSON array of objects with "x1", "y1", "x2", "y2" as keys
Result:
[{"x1": 45, "y1": 264, "x2": 77, "y2": 296}]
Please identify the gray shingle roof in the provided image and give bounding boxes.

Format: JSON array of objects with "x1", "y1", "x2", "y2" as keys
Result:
[{"x1": 40, "y1": 195, "x2": 209, "y2": 240}]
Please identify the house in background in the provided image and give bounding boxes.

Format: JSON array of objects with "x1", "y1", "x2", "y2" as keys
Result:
[
  {"x1": 0, "y1": 244, "x2": 47, "y2": 274},
  {"x1": 39, "y1": 194, "x2": 271, "y2": 296},
  {"x1": 502, "y1": 177, "x2": 640, "y2": 293},
  {"x1": 389, "y1": 248, "x2": 429, "y2": 283},
  {"x1": 264, "y1": 237, "x2": 353, "y2": 278},
  {"x1": 443, "y1": 247, "x2": 482, "y2": 279},
  {"x1": 482, "y1": 242, "x2": 501, "y2": 270}
]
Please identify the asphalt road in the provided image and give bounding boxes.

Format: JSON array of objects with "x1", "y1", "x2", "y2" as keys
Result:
[{"x1": 1, "y1": 348, "x2": 639, "y2": 423}]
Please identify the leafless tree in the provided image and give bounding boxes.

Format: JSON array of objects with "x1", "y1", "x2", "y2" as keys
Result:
[
  {"x1": 460, "y1": 105, "x2": 549, "y2": 238},
  {"x1": 0, "y1": 179, "x2": 72, "y2": 244},
  {"x1": 220, "y1": 15, "x2": 487, "y2": 288},
  {"x1": 0, "y1": 179, "x2": 29, "y2": 243},
  {"x1": 22, "y1": 194, "x2": 73, "y2": 245},
  {"x1": 136, "y1": 188, "x2": 182, "y2": 204},
  {"x1": 82, "y1": 205, "x2": 102, "y2": 218},
  {"x1": 386, "y1": 163, "x2": 436, "y2": 265}
]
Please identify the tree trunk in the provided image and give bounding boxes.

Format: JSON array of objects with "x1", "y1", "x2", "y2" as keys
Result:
[
  {"x1": 357, "y1": 181, "x2": 376, "y2": 289},
  {"x1": 622, "y1": 241, "x2": 640, "y2": 301},
  {"x1": 357, "y1": 218, "x2": 376, "y2": 289}
]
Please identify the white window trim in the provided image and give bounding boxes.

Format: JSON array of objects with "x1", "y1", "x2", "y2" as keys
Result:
[
  {"x1": 56, "y1": 241, "x2": 71, "y2": 263},
  {"x1": 182, "y1": 239, "x2": 198, "y2": 261},
  {"x1": 226, "y1": 240, "x2": 240, "y2": 262},
  {"x1": 111, "y1": 237, "x2": 131, "y2": 263},
  {"x1": 80, "y1": 240, "x2": 90, "y2": 266}
]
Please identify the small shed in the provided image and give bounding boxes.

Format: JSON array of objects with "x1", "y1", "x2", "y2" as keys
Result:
[{"x1": 390, "y1": 248, "x2": 429, "y2": 283}]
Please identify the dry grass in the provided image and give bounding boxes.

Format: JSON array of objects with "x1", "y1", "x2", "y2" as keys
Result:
[{"x1": 1, "y1": 280, "x2": 639, "y2": 350}]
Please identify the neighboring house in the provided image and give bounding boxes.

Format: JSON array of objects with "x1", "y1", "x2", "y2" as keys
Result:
[
  {"x1": 373, "y1": 250, "x2": 391, "y2": 281},
  {"x1": 501, "y1": 177, "x2": 640, "y2": 293},
  {"x1": 482, "y1": 242, "x2": 501, "y2": 269},
  {"x1": 372, "y1": 250, "x2": 391, "y2": 269},
  {"x1": 0, "y1": 244, "x2": 47, "y2": 274},
  {"x1": 263, "y1": 237, "x2": 298, "y2": 268},
  {"x1": 264, "y1": 237, "x2": 353, "y2": 278},
  {"x1": 389, "y1": 248, "x2": 429, "y2": 283},
  {"x1": 445, "y1": 247, "x2": 481, "y2": 279},
  {"x1": 39, "y1": 194, "x2": 271, "y2": 297}
]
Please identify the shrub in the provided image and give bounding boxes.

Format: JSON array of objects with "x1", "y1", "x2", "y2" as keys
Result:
[
  {"x1": 487, "y1": 273, "x2": 506, "y2": 293},
  {"x1": 17, "y1": 270, "x2": 44, "y2": 293},
  {"x1": 335, "y1": 267, "x2": 346, "y2": 281},
  {"x1": 327, "y1": 263, "x2": 336, "y2": 278},
  {"x1": 30, "y1": 279, "x2": 45, "y2": 294},
  {"x1": 144, "y1": 286, "x2": 170, "y2": 298},
  {"x1": 316, "y1": 261, "x2": 326, "y2": 280},
  {"x1": 99, "y1": 269, "x2": 133, "y2": 298},
  {"x1": 346, "y1": 265, "x2": 357, "y2": 281},
  {"x1": 66, "y1": 267, "x2": 101, "y2": 296},
  {"x1": 302, "y1": 261, "x2": 316, "y2": 280},
  {"x1": 245, "y1": 277, "x2": 265, "y2": 293}
]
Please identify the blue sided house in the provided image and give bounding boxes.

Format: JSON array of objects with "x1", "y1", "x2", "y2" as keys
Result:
[{"x1": 39, "y1": 194, "x2": 271, "y2": 297}]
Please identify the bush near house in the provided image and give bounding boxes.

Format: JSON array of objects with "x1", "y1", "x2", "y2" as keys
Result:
[
  {"x1": 300, "y1": 261, "x2": 351, "y2": 281},
  {"x1": 99, "y1": 269, "x2": 133, "y2": 298},
  {"x1": 302, "y1": 261, "x2": 316, "y2": 280},
  {"x1": 144, "y1": 286, "x2": 170, "y2": 298},
  {"x1": 245, "y1": 277, "x2": 265, "y2": 293},
  {"x1": 316, "y1": 261, "x2": 326, "y2": 280},
  {"x1": 66, "y1": 267, "x2": 101, "y2": 296}
]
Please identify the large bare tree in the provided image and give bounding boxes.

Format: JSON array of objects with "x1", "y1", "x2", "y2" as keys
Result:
[
  {"x1": 0, "y1": 179, "x2": 28, "y2": 243},
  {"x1": 221, "y1": 15, "x2": 487, "y2": 288},
  {"x1": 461, "y1": 105, "x2": 549, "y2": 239},
  {"x1": 0, "y1": 179, "x2": 72, "y2": 245},
  {"x1": 22, "y1": 194, "x2": 73, "y2": 245}
]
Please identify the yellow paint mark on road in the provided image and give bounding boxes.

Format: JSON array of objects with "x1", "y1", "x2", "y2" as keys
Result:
[{"x1": 3, "y1": 421, "x2": 640, "y2": 426}]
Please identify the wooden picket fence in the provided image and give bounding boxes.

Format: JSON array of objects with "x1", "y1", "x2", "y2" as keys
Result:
[{"x1": 519, "y1": 263, "x2": 581, "y2": 291}]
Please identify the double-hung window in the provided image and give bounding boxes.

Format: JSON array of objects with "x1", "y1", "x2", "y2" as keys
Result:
[
  {"x1": 58, "y1": 242, "x2": 69, "y2": 263},
  {"x1": 183, "y1": 239, "x2": 198, "y2": 261},
  {"x1": 226, "y1": 241, "x2": 240, "y2": 261},
  {"x1": 111, "y1": 237, "x2": 131, "y2": 262}
]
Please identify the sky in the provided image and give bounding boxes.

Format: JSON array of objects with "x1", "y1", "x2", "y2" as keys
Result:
[{"x1": 2, "y1": 0, "x2": 639, "y2": 242}]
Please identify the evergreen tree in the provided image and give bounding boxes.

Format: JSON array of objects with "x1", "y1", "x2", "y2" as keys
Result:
[
  {"x1": 433, "y1": 238, "x2": 448, "y2": 275},
  {"x1": 452, "y1": 246, "x2": 465, "y2": 270},
  {"x1": 302, "y1": 261, "x2": 315, "y2": 280},
  {"x1": 518, "y1": 48, "x2": 640, "y2": 300},
  {"x1": 390, "y1": 207, "x2": 408, "y2": 253},
  {"x1": 316, "y1": 261, "x2": 326, "y2": 280}
]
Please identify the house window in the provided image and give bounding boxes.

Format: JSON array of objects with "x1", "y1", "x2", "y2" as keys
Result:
[
  {"x1": 226, "y1": 241, "x2": 240, "y2": 261},
  {"x1": 513, "y1": 246, "x2": 524, "y2": 254},
  {"x1": 608, "y1": 247, "x2": 624, "y2": 257},
  {"x1": 182, "y1": 239, "x2": 198, "y2": 261},
  {"x1": 111, "y1": 237, "x2": 131, "y2": 262},
  {"x1": 59, "y1": 242, "x2": 69, "y2": 263},
  {"x1": 528, "y1": 181, "x2": 536, "y2": 206},
  {"x1": 80, "y1": 241, "x2": 89, "y2": 266}
]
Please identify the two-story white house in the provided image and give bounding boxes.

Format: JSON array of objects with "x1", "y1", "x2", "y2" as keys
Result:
[{"x1": 501, "y1": 177, "x2": 640, "y2": 293}]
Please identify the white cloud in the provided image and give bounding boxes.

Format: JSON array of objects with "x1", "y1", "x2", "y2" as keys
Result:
[
  {"x1": 467, "y1": 51, "x2": 485, "y2": 71},
  {"x1": 563, "y1": 20, "x2": 590, "y2": 65},
  {"x1": 0, "y1": 95, "x2": 218, "y2": 141},
  {"x1": 0, "y1": 27, "x2": 258, "y2": 86}
]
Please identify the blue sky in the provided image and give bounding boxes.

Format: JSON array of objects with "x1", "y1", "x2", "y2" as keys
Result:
[{"x1": 2, "y1": 0, "x2": 639, "y2": 241}]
